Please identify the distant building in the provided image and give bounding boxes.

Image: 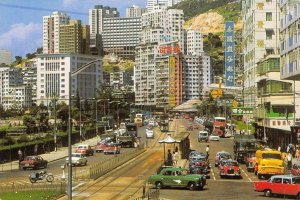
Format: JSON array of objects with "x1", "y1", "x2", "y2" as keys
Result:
[
  {"x1": 186, "y1": 30, "x2": 203, "y2": 56},
  {"x1": 102, "y1": 17, "x2": 142, "y2": 59},
  {"x1": 126, "y1": 5, "x2": 147, "y2": 17},
  {"x1": 59, "y1": 20, "x2": 90, "y2": 54},
  {"x1": 43, "y1": 11, "x2": 70, "y2": 54},
  {"x1": 110, "y1": 71, "x2": 134, "y2": 90},
  {"x1": 147, "y1": 0, "x2": 183, "y2": 11},
  {"x1": 20, "y1": 58, "x2": 37, "y2": 103},
  {"x1": 36, "y1": 53, "x2": 103, "y2": 105},
  {"x1": 0, "y1": 50, "x2": 12, "y2": 65}
]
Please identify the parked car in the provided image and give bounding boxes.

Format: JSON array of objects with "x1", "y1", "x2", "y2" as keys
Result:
[
  {"x1": 146, "y1": 128, "x2": 154, "y2": 138},
  {"x1": 209, "y1": 133, "x2": 220, "y2": 141},
  {"x1": 291, "y1": 163, "x2": 300, "y2": 176},
  {"x1": 20, "y1": 156, "x2": 48, "y2": 170},
  {"x1": 148, "y1": 167, "x2": 206, "y2": 190},
  {"x1": 218, "y1": 159, "x2": 241, "y2": 178},
  {"x1": 198, "y1": 131, "x2": 209, "y2": 142},
  {"x1": 75, "y1": 144, "x2": 94, "y2": 156},
  {"x1": 103, "y1": 143, "x2": 121, "y2": 155},
  {"x1": 65, "y1": 153, "x2": 87, "y2": 166},
  {"x1": 254, "y1": 175, "x2": 300, "y2": 198},
  {"x1": 215, "y1": 151, "x2": 231, "y2": 167}
]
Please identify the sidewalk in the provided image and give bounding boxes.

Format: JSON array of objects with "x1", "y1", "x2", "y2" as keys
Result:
[{"x1": 0, "y1": 136, "x2": 100, "y2": 172}]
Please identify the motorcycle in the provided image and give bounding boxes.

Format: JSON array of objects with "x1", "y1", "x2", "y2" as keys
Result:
[{"x1": 29, "y1": 171, "x2": 54, "y2": 183}]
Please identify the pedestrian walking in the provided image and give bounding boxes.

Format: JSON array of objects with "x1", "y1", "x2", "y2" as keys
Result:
[
  {"x1": 18, "y1": 149, "x2": 23, "y2": 162},
  {"x1": 287, "y1": 153, "x2": 292, "y2": 170},
  {"x1": 278, "y1": 146, "x2": 281, "y2": 152},
  {"x1": 205, "y1": 145, "x2": 209, "y2": 161}
]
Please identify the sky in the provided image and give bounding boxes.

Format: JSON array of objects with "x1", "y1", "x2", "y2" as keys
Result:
[{"x1": 0, "y1": 0, "x2": 147, "y2": 59}]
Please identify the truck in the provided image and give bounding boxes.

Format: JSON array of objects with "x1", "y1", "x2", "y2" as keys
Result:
[
  {"x1": 116, "y1": 123, "x2": 138, "y2": 148},
  {"x1": 213, "y1": 117, "x2": 226, "y2": 137},
  {"x1": 255, "y1": 148, "x2": 285, "y2": 179},
  {"x1": 233, "y1": 134, "x2": 257, "y2": 163}
]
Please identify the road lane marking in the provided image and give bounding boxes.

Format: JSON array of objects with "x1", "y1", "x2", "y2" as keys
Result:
[
  {"x1": 240, "y1": 168, "x2": 252, "y2": 182},
  {"x1": 211, "y1": 167, "x2": 216, "y2": 180}
]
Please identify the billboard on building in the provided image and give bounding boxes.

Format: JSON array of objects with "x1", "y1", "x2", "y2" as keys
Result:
[
  {"x1": 169, "y1": 56, "x2": 176, "y2": 108},
  {"x1": 225, "y1": 21, "x2": 235, "y2": 87}
]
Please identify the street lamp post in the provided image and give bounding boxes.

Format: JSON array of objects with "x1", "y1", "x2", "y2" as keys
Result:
[{"x1": 67, "y1": 59, "x2": 101, "y2": 200}]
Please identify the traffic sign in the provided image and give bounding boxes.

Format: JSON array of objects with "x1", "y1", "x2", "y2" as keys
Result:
[
  {"x1": 211, "y1": 90, "x2": 219, "y2": 99},
  {"x1": 232, "y1": 107, "x2": 253, "y2": 115}
]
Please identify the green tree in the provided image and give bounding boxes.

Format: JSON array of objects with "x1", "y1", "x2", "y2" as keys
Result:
[
  {"x1": 57, "y1": 102, "x2": 69, "y2": 131},
  {"x1": 15, "y1": 56, "x2": 22, "y2": 64}
]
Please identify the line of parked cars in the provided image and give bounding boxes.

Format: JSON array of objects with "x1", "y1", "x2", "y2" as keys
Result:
[{"x1": 189, "y1": 150, "x2": 210, "y2": 178}]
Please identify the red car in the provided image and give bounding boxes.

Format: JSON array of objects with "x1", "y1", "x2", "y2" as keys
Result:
[
  {"x1": 75, "y1": 144, "x2": 94, "y2": 156},
  {"x1": 291, "y1": 163, "x2": 300, "y2": 176},
  {"x1": 20, "y1": 156, "x2": 48, "y2": 170},
  {"x1": 254, "y1": 175, "x2": 300, "y2": 198},
  {"x1": 218, "y1": 159, "x2": 241, "y2": 178}
]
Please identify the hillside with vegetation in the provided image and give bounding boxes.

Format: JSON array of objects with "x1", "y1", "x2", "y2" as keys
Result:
[{"x1": 175, "y1": 1, "x2": 242, "y2": 76}]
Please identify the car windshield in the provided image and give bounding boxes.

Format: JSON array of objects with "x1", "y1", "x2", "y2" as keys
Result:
[
  {"x1": 262, "y1": 153, "x2": 281, "y2": 159},
  {"x1": 72, "y1": 154, "x2": 81, "y2": 157},
  {"x1": 225, "y1": 161, "x2": 238, "y2": 166},
  {"x1": 78, "y1": 146, "x2": 87, "y2": 149},
  {"x1": 24, "y1": 156, "x2": 35, "y2": 161},
  {"x1": 211, "y1": 134, "x2": 219, "y2": 137}
]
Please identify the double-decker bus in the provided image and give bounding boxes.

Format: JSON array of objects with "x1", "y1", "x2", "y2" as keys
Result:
[{"x1": 213, "y1": 117, "x2": 226, "y2": 137}]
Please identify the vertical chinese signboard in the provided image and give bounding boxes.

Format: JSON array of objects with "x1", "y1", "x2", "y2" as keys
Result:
[
  {"x1": 225, "y1": 21, "x2": 235, "y2": 87},
  {"x1": 169, "y1": 56, "x2": 176, "y2": 108}
]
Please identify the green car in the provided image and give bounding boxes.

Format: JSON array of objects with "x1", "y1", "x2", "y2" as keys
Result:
[{"x1": 148, "y1": 167, "x2": 206, "y2": 190}]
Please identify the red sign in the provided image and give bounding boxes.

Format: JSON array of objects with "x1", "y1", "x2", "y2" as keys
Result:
[{"x1": 159, "y1": 44, "x2": 180, "y2": 54}]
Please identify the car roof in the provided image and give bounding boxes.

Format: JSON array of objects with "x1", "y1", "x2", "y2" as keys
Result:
[
  {"x1": 161, "y1": 167, "x2": 184, "y2": 171},
  {"x1": 271, "y1": 175, "x2": 300, "y2": 179},
  {"x1": 217, "y1": 151, "x2": 230, "y2": 154}
]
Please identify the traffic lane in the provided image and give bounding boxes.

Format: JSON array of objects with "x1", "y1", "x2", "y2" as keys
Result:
[
  {"x1": 0, "y1": 147, "x2": 138, "y2": 183},
  {"x1": 159, "y1": 180, "x2": 269, "y2": 200}
]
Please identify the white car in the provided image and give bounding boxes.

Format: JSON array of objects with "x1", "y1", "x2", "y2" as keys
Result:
[
  {"x1": 209, "y1": 133, "x2": 220, "y2": 141},
  {"x1": 146, "y1": 128, "x2": 154, "y2": 138},
  {"x1": 66, "y1": 153, "x2": 87, "y2": 166},
  {"x1": 149, "y1": 121, "x2": 155, "y2": 127}
]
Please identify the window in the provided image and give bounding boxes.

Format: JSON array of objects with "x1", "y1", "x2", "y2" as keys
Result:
[
  {"x1": 283, "y1": 179, "x2": 291, "y2": 184},
  {"x1": 266, "y1": 12, "x2": 272, "y2": 21},
  {"x1": 272, "y1": 178, "x2": 282, "y2": 183},
  {"x1": 266, "y1": 30, "x2": 273, "y2": 40}
]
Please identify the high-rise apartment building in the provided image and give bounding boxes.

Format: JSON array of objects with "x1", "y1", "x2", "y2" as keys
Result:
[
  {"x1": 88, "y1": 5, "x2": 119, "y2": 55},
  {"x1": 0, "y1": 50, "x2": 12, "y2": 65},
  {"x1": 135, "y1": 8, "x2": 185, "y2": 108},
  {"x1": 36, "y1": 54, "x2": 102, "y2": 105},
  {"x1": 186, "y1": 30, "x2": 204, "y2": 56},
  {"x1": 126, "y1": 5, "x2": 147, "y2": 17},
  {"x1": 59, "y1": 20, "x2": 90, "y2": 54},
  {"x1": 43, "y1": 11, "x2": 70, "y2": 54},
  {"x1": 241, "y1": 0, "x2": 280, "y2": 107},
  {"x1": 102, "y1": 17, "x2": 142, "y2": 59}
]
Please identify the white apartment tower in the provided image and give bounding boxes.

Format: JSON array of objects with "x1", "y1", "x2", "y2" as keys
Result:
[
  {"x1": 126, "y1": 5, "x2": 147, "y2": 17},
  {"x1": 186, "y1": 30, "x2": 204, "y2": 56},
  {"x1": 241, "y1": 0, "x2": 280, "y2": 107},
  {"x1": 36, "y1": 54, "x2": 103, "y2": 105},
  {"x1": 43, "y1": 11, "x2": 70, "y2": 54},
  {"x1": 0, "y1": 50, "x2": 12, "y2": 65}
]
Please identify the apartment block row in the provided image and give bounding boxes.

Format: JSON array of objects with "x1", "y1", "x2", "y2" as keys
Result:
[{"x1": 241, "y1": 0, "x2": 300, "y2": 148}]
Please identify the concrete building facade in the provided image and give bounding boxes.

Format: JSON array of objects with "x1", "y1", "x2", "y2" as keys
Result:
[
  {"x1": 126, "y1": 5, "x2": 147, "y2": 17},
  {"x1": 102, "y1": 17, "x2": 142, "y2": 59},
  {"x1": 0, "y1": 50, "x2": 12, "y2": 65},
  {"x1": 59, "y1": 20, "x2": 90, "y2": 54},
  {"x1": 241, "y1": 0, "x2": 280, "y2": 107},
  {"x1": 36, "y1": 54, "x2": 103, "y2": 105}
]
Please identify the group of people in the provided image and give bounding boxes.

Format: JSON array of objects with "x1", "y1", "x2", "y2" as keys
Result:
[
  {"x1": 166, "y1": 147, "x2": 178, "y2": 166},
  {"x1": 278, "y1": 144, "x2": 300, "y2": 170}
]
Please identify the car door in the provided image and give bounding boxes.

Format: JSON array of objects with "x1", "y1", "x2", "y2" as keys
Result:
[
  {"x1": 282, "y1": 178, "x2": 291, "y2": 196},
  {"x1": 288, "y1": 177, "x2": 300, "y2": 196},
  {"x1": 271, "y1": 177, "x2": 283, "y2": 194},
  {"x1": 161, "y1": 170, "x2": 172, "y2": 186}
]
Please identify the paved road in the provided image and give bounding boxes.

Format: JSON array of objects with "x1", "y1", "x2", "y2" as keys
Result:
[{"x1": 159, "y1": 119, "x2": 296, "y2": 200}]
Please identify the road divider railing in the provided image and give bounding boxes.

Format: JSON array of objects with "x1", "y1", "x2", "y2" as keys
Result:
[
  {"x1": 88, "y1": 148, "x2": 146, "y2": 180},
  {"x1": 0, "y1": 182, "x2": 66, "y2": 194},
  {"x1": 130, "y1": 188, "x2": 160, "y2": 200}
]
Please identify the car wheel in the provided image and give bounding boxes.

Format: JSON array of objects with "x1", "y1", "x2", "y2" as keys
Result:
[
  {"x1": 155, "y1": 181, "x2": 163, "y2": 189},
  {"x1": 22, "y1": 167, "x2": 26, "y2": 170},
  {"x1": 188, "y1": 182, "x2": 196, "y2": 190},
  {"x1": 215, "y1": 164, "x2": 218, "y2": 167},
  {"x1": 296, "y1": 192, "x2": 300, "y2": 199},
  {"x1": 264, "y1": 189, "x2": 272, "y2": 197},
  {"x1": 254, "y1": 170, "x2": 257, "y2": 175},
  {"x1": 246, "y1": 168, "x2": 250, "y2": 172},
  {"x1": 198, "y1": 181, "x2": 204, "y2": 190},
  {"x1": 84, "y1": 161, "x2": 87, "y2": 166},
  {"x1": 44, "y1": 164, "x2": 47, "y2": 169},
  {"x1": 46, "y1": 174, "x2": 54, "y2": 182}
]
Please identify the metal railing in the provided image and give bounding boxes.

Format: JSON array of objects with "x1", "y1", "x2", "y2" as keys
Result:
[
  {"x1": 0, "y1": 182, "x2": 66, "y2": 194},
  {"x1": 131, "y1": 188, "x2": 160, "y2": 200}
]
